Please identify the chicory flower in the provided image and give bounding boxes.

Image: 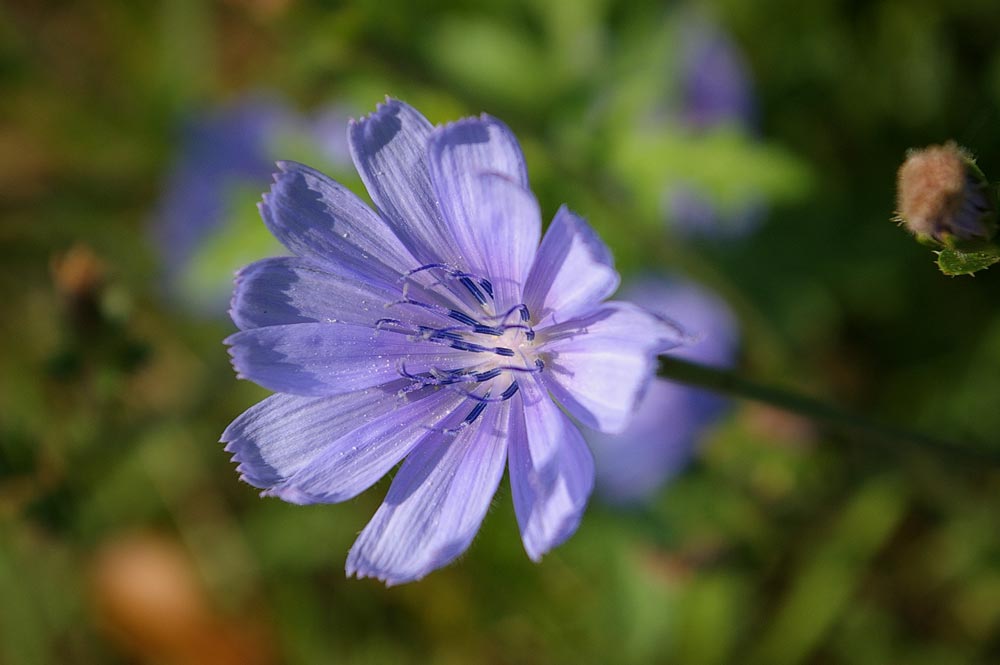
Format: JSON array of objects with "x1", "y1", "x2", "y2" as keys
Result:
[
  {"x1": 667, "y1": 16, "x2": 763, "y2": 238},
  {"x1": 677, "y1": 16, "x2": 756, "y2": 131},
  {"x1": 222, "y1": 99, "x2": 681, "y2": 584}
]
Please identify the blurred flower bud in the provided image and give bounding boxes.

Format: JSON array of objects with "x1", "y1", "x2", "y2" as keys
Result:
[
  {"x1": 50, "y1": 244, "x2": 107, "y2": 330},
  {"x1": 895, "y1": 142, "x2": 997, "y2": 250}
]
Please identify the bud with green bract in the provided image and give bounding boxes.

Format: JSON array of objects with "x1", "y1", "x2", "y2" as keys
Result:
[{"x1": 894, "y1": 142, "x2": 997, "y2": 252}]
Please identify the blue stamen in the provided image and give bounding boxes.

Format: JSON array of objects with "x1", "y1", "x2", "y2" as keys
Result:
[
  {"x1": 397, "y1": 363, "x2": 434, "y2": 384},
  {"x1": 448, "y1": 309, "x2": 480, "y2": 326},
  {"x1": 391, "y1": 297, "x2": 437, "y2": 313},
  {"x1": 404, "y1": 263, "x2": 497, "y2": 308},
  {"x1": 458, "y1": 276, "x2": 488, "y2": 306},
  {"x1": 450, "y1": 340, "x2": 490, "y2": 353},
  {"x1": 472, "y1": 324, "x2": 504, "y2": 336},
  {"x1": 374, "y1": 318, "x2": 413, "y2": 334},
  {"x1": 416, "y1": 326, "x2": 464, "y2": 343},
  {"x1": 464, "y1": 399, "x2": 489, "y2": 424},
  {"x1": 397, "y1": 363, "x2": 470, "y2": 386},
  {"x1": 429, "y1": 367, "x2": 466, "y2": 381},
  {"x1": 498, "y1": 323, "x2": 533, "y2": 336},
  {"x1": 474, "y1": 368, "x2": 502, "y2": 382},
  {"x1": 500, "y1": 381, "x2": 520, "y2": 400},
  {"x1": 484, "y1": 304, "x2": 528, "y2": 323},
  {"x1": 494, "y1": 347, "x2": 515, "y2": 357},
  {"x1": 457, "y1": 381, "x2": 520, "y2": 403},
  {"x1": 403, "y1": 263, "x2": 452, "y2": 279}
]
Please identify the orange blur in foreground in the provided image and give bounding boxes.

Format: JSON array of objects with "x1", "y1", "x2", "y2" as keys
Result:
[{"x1": 89, "y1": 532, "x2": 272, "y2": 665}]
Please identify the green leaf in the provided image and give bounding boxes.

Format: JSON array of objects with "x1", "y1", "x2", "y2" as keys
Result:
[
  {"x1": 936, "y1": 248, "x2": 1000, "y2": 276},
  {"x1": 426, "y1": 18, "x2": 553, "y2": 108},
  {"x1": 747, "y1": 477, "x2": 907, "y2": 665},
  {"x1": 610, "y1": 126, "x2": 812, "y2": 222}
]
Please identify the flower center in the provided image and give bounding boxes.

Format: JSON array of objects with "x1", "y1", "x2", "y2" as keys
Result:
[{"x1": 381, "y1": 264, "x2": 544, "y2": 429}]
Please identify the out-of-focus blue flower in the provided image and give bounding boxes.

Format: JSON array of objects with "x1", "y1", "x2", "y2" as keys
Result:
[
  {"x1": 667, "y1": 15, "x2": 763, "y2": 238},
  {"x1": 677, "y1": 17, "x2": 756, "y2": 131},
  {"x1": 309, "y1": 105, "x2": 354, "y2": 163},
  {"x1": 152, "y1": 95, "x2": 352, "y2": 313},
  {"x1": 154, "y1": 97, "x2": 286, "y2": 287},
  {"x1": 586, "y1": 277, "x2": 739, "y2": 504},
  {"x1": 222, "y1": 99, "x2": 683, "y2": 585}
]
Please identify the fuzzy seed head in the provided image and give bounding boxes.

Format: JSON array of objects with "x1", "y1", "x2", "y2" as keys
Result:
[{"x1": 895, "y1": 142, "x2": 996, "y2": 248}]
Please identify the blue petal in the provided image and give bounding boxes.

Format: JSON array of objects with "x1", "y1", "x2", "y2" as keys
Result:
[
  {"x1": 221, "y1": 384, "x2": 465, "y2": 503},
  {"x1": 345, "y1": 401, "x2": 511, "y2": 585},
  {"x1": 230, "y1": 257, "x2": 403, "y2": 330},
  {"x1": 523, "y1": 207, "x2": 620, "y2": 326},
  {"x1": 427, "y1": 117, "x2": 539, "y2": 310},
  {"x1": 538, "y1": 302, "x2": 683, "y2": 433},
  {"x1": 259, "y1": 161, "x2": 416, "y2": 284},
  {"x1": 508, "y1": 377, "x2": 594, "y2": 561},
  {"x1": 349, "y1": 99, "x2": 463, "y2": 268},
  {"x1": 226, "y1": 322, "x2": 470, "y2": 396},
  {"x1": 223, "y1": 389, "x2": 398, "y2": 488}
]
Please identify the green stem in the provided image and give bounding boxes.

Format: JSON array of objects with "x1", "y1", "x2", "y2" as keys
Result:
[{"x1": 657, "y1": 356, "x2": 990, "y2": 463}]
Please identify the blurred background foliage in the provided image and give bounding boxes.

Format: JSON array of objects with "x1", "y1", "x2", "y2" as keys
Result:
[{"x1": 3, "y1": 0, "x2": 1000, "y2": 663}]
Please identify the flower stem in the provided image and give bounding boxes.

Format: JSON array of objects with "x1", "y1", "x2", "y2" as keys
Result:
[{"x1": 657, "y1": 356, "x2": 990, "y2": 463}]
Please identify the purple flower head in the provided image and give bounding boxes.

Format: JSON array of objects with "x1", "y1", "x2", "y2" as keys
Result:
[
  {"x1": 664, "y1": 16, "x2": 764, "y2": 239},
  {"x1": 587, "y1": 277, "x2": 739, "y2": 504},
  {"x1": 677, "y1": 17, "x2": 756, "y2": 131},
  {"x1": 222, "y1": 99, "x2": 682, "y2": 585}
]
